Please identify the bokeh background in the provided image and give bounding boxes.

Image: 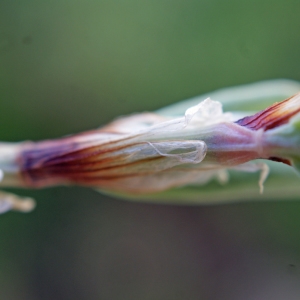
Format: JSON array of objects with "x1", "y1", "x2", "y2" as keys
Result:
[{"x1": 1, "y1": 1, "x2": 300, "y2": 299}]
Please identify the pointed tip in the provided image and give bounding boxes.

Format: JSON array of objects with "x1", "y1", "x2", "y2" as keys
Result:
[{"x1": 236, "y1": 93, "x2": 300, "y2": 131}]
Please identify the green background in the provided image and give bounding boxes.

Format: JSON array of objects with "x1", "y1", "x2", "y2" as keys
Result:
[{"x1": 1, "y1": 1, "x2": 300, "y2": 299}]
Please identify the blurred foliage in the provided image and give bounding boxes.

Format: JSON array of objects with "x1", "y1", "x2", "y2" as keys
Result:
[{"x1": 1, "y1": 1, "x2": 300, "y2": 299}]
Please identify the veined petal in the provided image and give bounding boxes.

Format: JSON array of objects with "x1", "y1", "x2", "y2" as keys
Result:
[
  {"x1": 16, "y1": 97, "x2": 261, "y2": 193},
  {"x1": 236, "y1": 93, "x2": 300, "y2": 131}
]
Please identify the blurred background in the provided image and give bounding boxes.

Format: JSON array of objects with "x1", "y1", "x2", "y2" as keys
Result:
[{"x1": 1, "y1": 1, "x2": 300, "y2": 299}]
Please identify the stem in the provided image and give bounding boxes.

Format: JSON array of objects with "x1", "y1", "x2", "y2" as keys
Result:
[
  {"x1": 0, "y1": 142, "x2": 20, "y2": 172},
  {"x1": 0, "y1": 142, "x2": 24, "y2": 187}
]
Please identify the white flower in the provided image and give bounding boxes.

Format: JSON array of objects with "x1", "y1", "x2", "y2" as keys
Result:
[{"x1": 1, "y1": 79, "x2": 300, "y2": 213}]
